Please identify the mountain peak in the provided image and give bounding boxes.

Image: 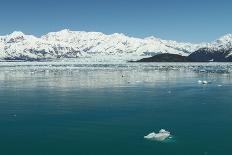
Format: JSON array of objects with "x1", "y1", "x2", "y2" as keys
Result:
[
  {"x1": 9, "y1": 31, "x2": 25, "y2": 37},
  {"x1": 59, "y1": 29, "x2": 71, "y2": 33},
  {"x1": 5, "y1": 31, "x2": 26, "y2": 43},
  {"x1": 144, "y1": 36, "x2": 161, "y2": 41},
  {"x1": 216, "y1": 34, "x2": 232, "y2": 43}
]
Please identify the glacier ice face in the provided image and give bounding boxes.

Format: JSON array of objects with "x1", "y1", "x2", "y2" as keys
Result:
[{"x1": 0, "y1": 29, "x2": 232, "y2": 62}]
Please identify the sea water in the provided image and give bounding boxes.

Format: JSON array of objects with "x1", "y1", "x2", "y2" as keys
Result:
[{"x1": 0, "y1": 62, "x2": 232, "y2": 155}]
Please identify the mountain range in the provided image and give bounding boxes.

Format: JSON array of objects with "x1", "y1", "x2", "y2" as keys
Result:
[{"x1": 0, "y1": 29, "x2": 232, "y2": 62}]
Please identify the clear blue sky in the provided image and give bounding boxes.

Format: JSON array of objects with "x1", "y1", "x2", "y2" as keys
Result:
[{"x1": 0, "y1": 0, "x2": 231, "y2": 43}]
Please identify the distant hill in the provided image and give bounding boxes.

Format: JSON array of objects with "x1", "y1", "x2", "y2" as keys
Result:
[
  {"x1": 188, "y1": 48, "x2": 232, "y2": 62},
  {"x1": 134, "y1": 50, "x2": 232, "y2": 62},
  {"x1": 134, "y1": 53, "x2": 191, "y2": 62}
]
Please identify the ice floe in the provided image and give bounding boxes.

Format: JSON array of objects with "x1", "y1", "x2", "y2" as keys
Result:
[
  {"x1": 144, "y1": 129, "x2": 171, "y2": 141},
  {"x1": 198, "y1": 80, "x2": 212, "y2": 85}
]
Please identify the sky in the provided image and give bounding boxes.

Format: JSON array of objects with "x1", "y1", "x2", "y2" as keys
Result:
[{"x1": 0, "y1": 0, "x2": 231, "y2": 43}]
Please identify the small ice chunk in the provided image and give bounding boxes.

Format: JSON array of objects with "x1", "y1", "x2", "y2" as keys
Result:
[
  {"x1": 200, "y1": 69, "x2": 206, "y2": 72},
  {"x1": 202, "y1": 81, "x2": 208, "y2": 84},
  {"x1": 144, "y1": 129, "x2": 170, "y2": 141},
  {"x1": 198, "y1": 80, "x2": 210, "y2": 85},
  {"x1": 209, "y1": 59, "x2": 214, "y2": 62}
]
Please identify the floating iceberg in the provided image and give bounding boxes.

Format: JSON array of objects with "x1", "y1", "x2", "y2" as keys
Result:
[{"x1": 144, "y1": 129, "x2": 171, "y2": 141}]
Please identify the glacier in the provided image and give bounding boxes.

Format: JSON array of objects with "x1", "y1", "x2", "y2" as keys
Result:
[{"x1": 0, "y1": 29, "x2": 232, "y2": 62}]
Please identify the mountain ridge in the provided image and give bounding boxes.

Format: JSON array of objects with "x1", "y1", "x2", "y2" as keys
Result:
[{"x1": 0, "y1": 29, "x2": 232, "y2": 62}]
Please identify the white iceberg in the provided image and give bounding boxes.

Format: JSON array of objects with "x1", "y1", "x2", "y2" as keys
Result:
[{"x1": 144, "y1": 129, "x2": 171, "y2": 141}]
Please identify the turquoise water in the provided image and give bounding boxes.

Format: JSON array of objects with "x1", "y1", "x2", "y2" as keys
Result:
[{"x1": 0, "y1": 63, "x2": 232, "y2": 155}]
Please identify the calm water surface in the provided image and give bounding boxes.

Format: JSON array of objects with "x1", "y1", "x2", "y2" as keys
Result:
[{"x1": 0, "y1": 63, "x2": 232, "y2": 155}]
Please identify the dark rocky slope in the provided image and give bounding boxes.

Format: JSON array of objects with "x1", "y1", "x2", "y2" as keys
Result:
[
  {"x1": 135, "y1": 53, "x2": 191, "y2": 62},
  {"x1": 134, "y1": 49, "x2": 232, "y2": 62},
  {"x1": 188, "y1": 48, "x2": 232, "y2": 62}
]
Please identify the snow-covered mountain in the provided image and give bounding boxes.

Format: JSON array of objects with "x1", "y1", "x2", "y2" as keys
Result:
[{"x1": 0, "y1": 29, "x2": 231, "y2": 62}]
